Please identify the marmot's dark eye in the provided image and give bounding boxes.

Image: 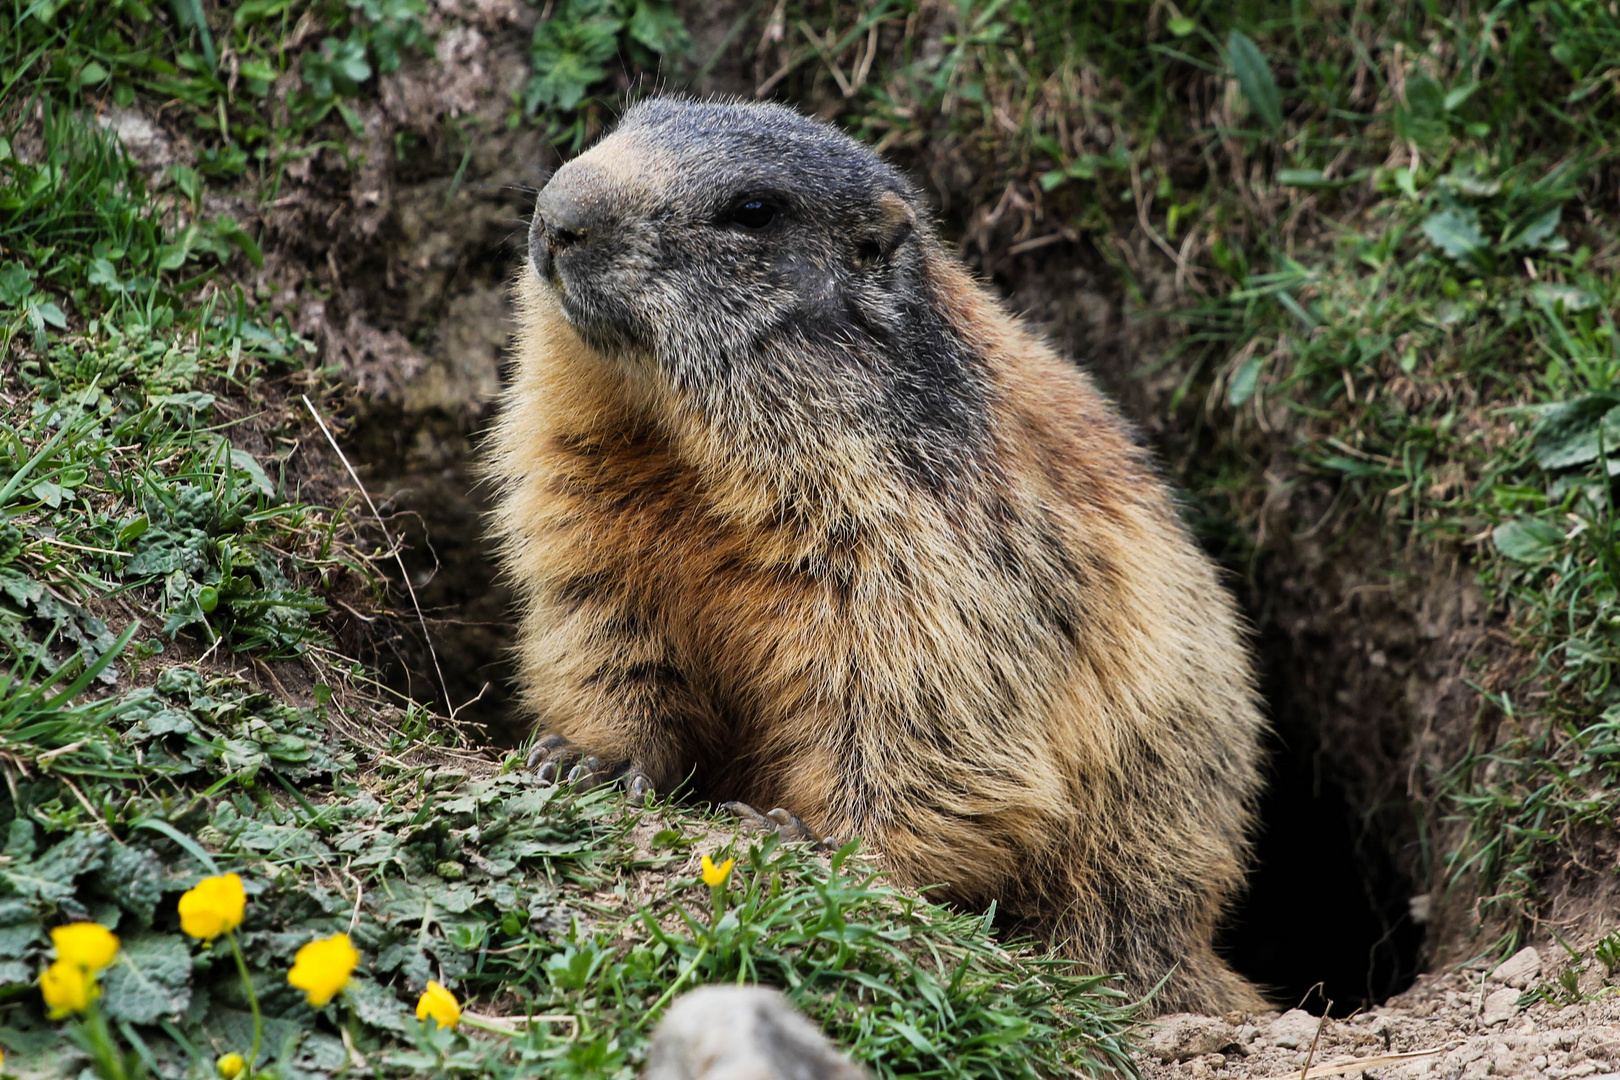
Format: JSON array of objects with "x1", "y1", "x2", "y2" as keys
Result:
[{"x1": 730, "y1": 198, "x2": 777, "y2": 230}]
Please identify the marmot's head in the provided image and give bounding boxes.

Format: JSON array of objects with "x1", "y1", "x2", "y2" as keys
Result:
[
  {"x1": 530, "y1": 97, "x2": 928, "y2": 365},
  {"x1": 529, "y1": 97, "x2": 990, "y2": 496}
]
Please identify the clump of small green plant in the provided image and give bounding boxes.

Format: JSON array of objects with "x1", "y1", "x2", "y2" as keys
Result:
[
  {"x1": 0, "y1": 648, "x2": 1138, "y2": 1076},
  {"x1": 1595, "y1": 930, "x2": 1620, "y2": 976},
  {"x1": 522, "y1": 0, "x2": 691, "y2": 147}
]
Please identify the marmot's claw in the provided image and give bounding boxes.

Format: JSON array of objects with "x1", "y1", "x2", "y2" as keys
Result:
[
  {"x1": 566, "y1": 754, "x2": 605, "y2": 784},
  {"x1": 529, "y1": 735, "x2": 593, "y2": 785},
  {"x1": 528, "y1": 733, "x2": 571, "y2": 779},
  {"x1": 625, "y1": 768, "x2": 655, "y2": 806},
  {"x1": 530, "y1": 737, "x2": 654, "y2": 802},
  {"x1": 527, "y1": 734, "x2": 565, "y2": 769},
  {"x1": 723, "y1": 802, "x2": 823, "y2": 845}
]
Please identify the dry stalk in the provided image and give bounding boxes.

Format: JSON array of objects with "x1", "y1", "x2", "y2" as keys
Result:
[{"x1": 301, "y1": 394, "x2": 455, "y2": 720}]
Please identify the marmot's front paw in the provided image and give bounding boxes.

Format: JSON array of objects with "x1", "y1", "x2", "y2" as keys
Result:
[
  {"x1": 722, "y1": 802, "x2": 825, "y2": 845},
  {"x1": 527, "y1": 735, "x2": 656, "y2": 805}
]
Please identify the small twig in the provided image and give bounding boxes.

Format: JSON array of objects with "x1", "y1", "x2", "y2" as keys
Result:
[
  {"x1": 797, "y1": 23, "x2": 854, "y2": 97},
  {"x1": 60, "y1": 775, "x2": 114, "y2": 835},
  {"x1": 346, "y1": 869, "x2": 365, "y2": 934},
  {"x1": 1268, "y1": 1049, "x2": 1443, "y2": 1079},
  {"x1": 30, "y1": 537, "x2": 128, "y2": 557},
  {"x1": 253, "y1": 657, "x2": 294, "y2": 703},
  {"x1": 1298, "y1": 1003, "x2": 1331, "y2": 1080},
  {"x1": 852, "y1": 21, "x2": 879, "y2": 91},
  {"x1": 332, "y1": 596, "x2": 377, "y2": 623},
  {"x1": 301, "y1": 395, "x2": 454, "y2": 718},
  {"x1": 1129, "y1": 159, "x2": 1190, "y2": 286},
  {"x1": 37, "y1": 740, "x2": 88, "y2": 765},
  {"x1": 1006, "y1": 233, "x2": 1070, "y2": 256},
  {"x1": 339, "y1": 1022, "x2": 371, "y2": 1073},
  {"x1": 755, "y1": 53, "x2": 802, "y2": 97}
]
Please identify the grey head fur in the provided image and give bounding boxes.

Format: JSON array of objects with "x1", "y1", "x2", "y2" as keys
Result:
[{"x1": 527, "y1": 97, "x2": 993, "y2": 501}]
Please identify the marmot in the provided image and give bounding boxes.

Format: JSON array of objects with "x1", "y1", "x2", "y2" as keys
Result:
[{"x1": 487, "y1": 97, "x2": 1267, "y2": 1014}]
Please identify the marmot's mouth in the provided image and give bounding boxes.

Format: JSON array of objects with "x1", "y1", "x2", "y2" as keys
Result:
[{"x1": 549, "y1": 275, "x2": 646, "y2": 358}]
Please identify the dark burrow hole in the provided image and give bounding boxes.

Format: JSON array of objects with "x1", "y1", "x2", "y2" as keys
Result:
[{"x1": 1218, "y1": 622, "x2": 1427, "y2": 1015}]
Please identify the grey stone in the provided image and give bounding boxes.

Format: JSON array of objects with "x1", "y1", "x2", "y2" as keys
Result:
[
  {"x1": 1265, "y1": 1008, "x2": 1323, "y2": 1050},
  {"x1": 1481, "y1": 986, "x2": 1522, "y2": 1026},
  {"x1": 645, "y1": 986, "x2": 866, "y2": 1080},
  {"x1": 1491, "y1": 946, "x2": 1542, "y2": 989},
  {"x1": 94, "y1": 108, "x2": 175, "y2": 170},
  {"x1": 1142, "y1": 1014, "x2": 1240, "y2": 1062}
]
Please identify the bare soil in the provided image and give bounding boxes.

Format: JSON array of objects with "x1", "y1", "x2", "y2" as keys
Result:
[{"x1": 1137, "y1": 944, "x2": 1620, "y2": 1080}]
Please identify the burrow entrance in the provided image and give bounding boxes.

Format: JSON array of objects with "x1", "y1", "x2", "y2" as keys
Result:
[{"x1": 1219, "y1": 622, "x2": 1426, "y2": 1014}]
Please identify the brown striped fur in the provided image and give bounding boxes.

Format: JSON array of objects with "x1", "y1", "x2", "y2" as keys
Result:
[{"x1": 486, "y1": 98, "x2": 1267, "y2": 1014}]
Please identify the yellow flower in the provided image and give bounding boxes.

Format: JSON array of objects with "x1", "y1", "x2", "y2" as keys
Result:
[
  {"x1": 701, "y1": 855, "x2": 734, "y2": 887},
  {"x1": 216, "y1": 1052, "x2": 245, "y2": 1079},
  {"x1": 178, "y1": 873, "x2": 247, "y2": 942},
  {"x1": 415, "y1": 980, "x2": 461, "y2": 1029},
  {"x1": 50, "y1": 922, "x2": 119, "y2": 973},
  {"x1": 40, "y1": 959, "x2": 97, "y2": 1018},
  {"x1": 287, "y1": 932, "x2": 359, "y2": 1007}
]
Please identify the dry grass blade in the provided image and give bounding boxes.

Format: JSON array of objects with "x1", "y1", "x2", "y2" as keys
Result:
[
  {"x1": 1298, "y1": 1004, "x2": 1330, "y2": 1080},
  {"x1": 301, "y1": 394, "x2": 455, "y2": 719},
  {"x1": 1268, "y1": 1048, "x2": 1444, "y2": 1079}
]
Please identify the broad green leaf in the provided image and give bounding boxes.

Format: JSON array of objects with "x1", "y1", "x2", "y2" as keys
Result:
[
  {"x1": 629, "y1": 0, "x2": 689, "y2": 54},
  {"x1": 1227, "y1": 30, "x2": 1282, "y2": 134},
  {"x1": 344, "y1": 976, "x2": 411, "y2": 1034},
  {"x1": 1227, "y1": 356, "x2": 1263, "y2": 407},
  {"x1": 0, "y1": 261, "x2": 35, "y2": 304},
  {"x1": 226, "y1": 446, "x2": 276, "y2": 497},
  {"x1": 527, "y1": 11, "x2": 623, "y2": 112},
  {"x1": 211, "y1": 215, "x2": 264, "y2": 268},
  {"x1": 0, "y1": 902, "x2": 43, "y2": 961},
  {"x1": 103, "y1": 843, "x2": 166, "y2": 925},
  {"x1": 1492, "y1": 518, "x2": 1566, "y2": 562},
  {"x1": 1508, "y1": 205, "x2": 1562, "y2": 251},
  {"x1": 1421, "y1": 207, "x2": 1489, "y2": 269},
  {"x1": 1394, "y1": 74, "x2": 1450, "y2": 149},
  {"x1": 1532, "y1": 393, "x2": 1620, "y2": 469},
  {"x1": 102, "y1": 932, "x2": 192, "y2": 1023},
  {"x1": 0, "y1": 831, "x2": 107, "y2": 903},
  {"x1": 1533, "y1": 283, "x2": 1598, "y2": 312},
  {"x1": 32, "y1": 301, "x2": 66, "y2": 328}
]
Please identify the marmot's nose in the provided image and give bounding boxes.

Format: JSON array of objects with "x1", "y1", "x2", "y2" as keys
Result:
[
  {"x1": 529, "y1": 187, "x2": 599, "y2": 280},
  {"x1": 537, "y1": 187, "x2": 597, "y2": 254}
]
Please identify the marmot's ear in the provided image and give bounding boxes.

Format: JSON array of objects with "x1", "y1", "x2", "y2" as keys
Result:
[{"x1": 861, "y1": 190, "x2": 915, "y2": 263}]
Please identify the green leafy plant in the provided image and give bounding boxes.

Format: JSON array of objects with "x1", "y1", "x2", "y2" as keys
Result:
[{"x1": 524, "y1": 0, "x2": 690, "y2": 117}]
